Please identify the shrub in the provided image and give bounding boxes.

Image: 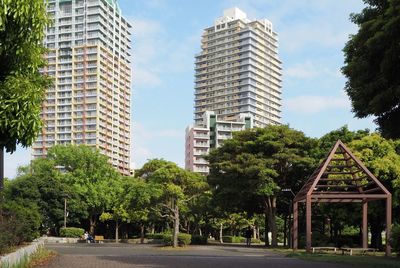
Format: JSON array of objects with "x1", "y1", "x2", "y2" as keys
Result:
[
  {"x1": 222, "y1": 236, "x2": 245, "y2": 243},
  {"x1": 390, "y1": 224, "x2": 400, "y2": 255},
  {"x1": 251, "y1": 238, "x2": 261, "y2": 244},
  {"x1": 191, "y1": 235, "x2": 207, "y2": 245},
  {"x1": 60, "y1": 227, "x2": 84, "y2": 238},
  {"x1": 163, "y1": 233, "x2": 192, "y2": 246},
  {"x1": 145, "y1": 233, "x2": 166, "y2": 239},
  {"x1": 0, "y1": 202, "x2": 41, "y2": 254}
]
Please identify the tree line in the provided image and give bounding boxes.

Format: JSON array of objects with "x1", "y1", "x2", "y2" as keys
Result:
[{"x1": 1, "y1": 125, "x2": 399, "y2": 251}]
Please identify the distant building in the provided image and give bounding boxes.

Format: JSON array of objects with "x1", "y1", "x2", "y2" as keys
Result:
[
  {"x1": 186, "y1": 7, "x2": 282, "y2": 175},
  {"x1": 194, "y1": 7, "x2": 282, "y2": 127},
  {"x1": 33, "y1": 0, "x2": 132, "y2": 175},
  {"x1": 185, "y1": 111, "x2": 253, "y2": 175}
]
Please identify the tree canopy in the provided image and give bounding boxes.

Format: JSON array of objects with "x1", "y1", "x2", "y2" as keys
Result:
[
  {"x1": 342, "y1": 0, "x2": 400, "y2": 138},
  {"x1": 207, "y1": 125, "x2": 316, "y2": 246}
]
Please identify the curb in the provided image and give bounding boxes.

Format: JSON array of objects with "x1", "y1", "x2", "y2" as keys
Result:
[{"x1": 0, "y1": 239, "x2": 44, "y2": 268}]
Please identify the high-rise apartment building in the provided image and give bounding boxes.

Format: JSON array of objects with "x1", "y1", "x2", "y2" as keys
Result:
[
  {"x1": 194, "y1": 7, "x2": 282, "y2": 127},
  {"x1": 185, "y1": 111, "x2": 253, "y2": 175},
  {"x1": 186, "y1": 7, "x2": 282, "y2": 174},
  {"x1": 33, "y1": 0, "x2": 132, "y2": 175}
]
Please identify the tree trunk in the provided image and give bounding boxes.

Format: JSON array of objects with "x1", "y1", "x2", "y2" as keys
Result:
[
  {"x1": 283, "y1": 215, "x2": 287, "y2": 247},
  {"x1": 89, "y1": 215, "x2": 96, "y2": 235},
  {"x1": 140, "y1": 224, "x2": 145, "y2": 244},
  {"x1": 0, "y1": 146, "x2": 4, "y2": 190},
  {"x1": 265, "y1": 197, "x2": 277, "y2": 247},
  {"x1": 220, "y1": 223, "x2": 223, "y2": 243},
  {"x1": 264, "y1": 210, "x2": 270, "y2": 247},
  {"x1": 172, "y1": 205, "x2": 179, "y2": 247},
  {"x1": 115, "y1": 220, "x2": 119, "y2": 243},
  {"x1": 199, "y1": 228, "x2": 202, "y2": 236}
]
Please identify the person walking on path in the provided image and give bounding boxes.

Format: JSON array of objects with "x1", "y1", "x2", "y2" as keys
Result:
[{"x1": 245, "y1": 226, "x2": 252, "y2": 247}]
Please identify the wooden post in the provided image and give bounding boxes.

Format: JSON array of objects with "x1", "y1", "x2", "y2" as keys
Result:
[
  {"x1": 293, "y1": 201, "x2": 298, "y2": 250},
  {"x1": 306, "y1": 195, "x2": 312, "y2": 253},
  {"x1": 362, "y1": 201, "x2": 368, "y2": 248},
  {"x1": 386, "y1": 195, "x2": 392, "y2": 256}
]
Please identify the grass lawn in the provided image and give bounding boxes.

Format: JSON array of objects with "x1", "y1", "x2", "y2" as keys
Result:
[{"x1": 273, "y1": 248, "x2": 400, "y2": 268}]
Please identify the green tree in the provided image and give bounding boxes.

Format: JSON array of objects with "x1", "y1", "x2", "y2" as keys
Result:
[
  {"x1": 46, "y1": 145, "x2": 121, "y2": 234},
  {"x1": 207, "y1": 125, "x2": 315, "y2": 246},
  {"x1": 0, "y1": 0, "x2": 51, "y2": 188},
  {"x1": 349, "y1": 134, "x2": 400, "y2": 248},
  {"x1": 124, "y1": 177, "x2": 162, "y2": 243},
  {"x1": 4, "y1": 158, "x2": 86, "y2": 234},
  {"x1": 342, "y1": 0, "x2": 400, "y2": 138},
  {"x1": 139, "y1": 159, "x2": 207, "y2": 247}
]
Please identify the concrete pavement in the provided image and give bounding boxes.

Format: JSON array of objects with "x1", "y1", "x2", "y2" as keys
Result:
[{"x1": 41, "y1": 243, "x2": 352, "y2": 268}]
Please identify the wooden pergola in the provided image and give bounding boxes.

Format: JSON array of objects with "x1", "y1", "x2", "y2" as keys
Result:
[{"x1": 293, "y1": 140, "x2": 392, "y2": 255}]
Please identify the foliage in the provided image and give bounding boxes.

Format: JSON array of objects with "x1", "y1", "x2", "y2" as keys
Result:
[
  {"x1": 140, "y1": 159, "x2": 208, "y2": 247},
  {"x1": 0, "y1": 0, "x2": 51, "y2": 153},
  {"x1": 163, "y1": 233, "x2": 192, "y2": 246},
  {"x1": 207, "y1": 125, "x2": 316, "y2": 246},
  {"x1": 191, "y1": 235, "x2": 208, "y2": 245},
  {"x1": 59, "y1": 227, "x2": 84, "y2": 238},
  {"x1": 222, "y1": 236, "x2": 245, "y2": 243},
  {"x1": 145, "y1": 233, "x2": 167, "y2": 239},
  {"x1": 46, "y1": 145, "x2": 121, "y2": 234},
  {"x1": 0, "y1": 201, "x2": 41, "y2": 253},
  {"x1": 342, "y1": 0, "x2": 400, "y2": 138},
  {"x1": 390, "y1": 224, "x2": 400, "y2": 254},
  {"x1": 3, "y1": 158, "x2": 87, "y2": 234}
]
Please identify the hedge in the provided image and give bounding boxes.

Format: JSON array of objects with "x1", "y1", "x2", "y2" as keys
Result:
[
  {"x1": 60, "y1": 227, "x2": 85, "y2": 238},
  {"x1": 145, "y1": 233, "x2": 166, "y2": 240},
  {"x1": 222, "y1": 236, "x2": 245, "y2": 243},
  {"x1": 163, "y1": 233, "x2": 192, "y2": 246}
]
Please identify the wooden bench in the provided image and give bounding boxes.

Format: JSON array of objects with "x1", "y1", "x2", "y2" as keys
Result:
[
  {"x1": 312, "y1": 247, "x2": 338, "y2": 253},
  {"x1": 341, "y1": 247, "x2": 377, "y2": 255},
  {"x1": 94, "y1": 235, "x2": 104, "y2": 243}
]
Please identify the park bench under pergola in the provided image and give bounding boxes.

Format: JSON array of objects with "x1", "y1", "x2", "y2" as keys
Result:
[{"x1": 292, "y1": 140, "x2": 392, "y2": 256}]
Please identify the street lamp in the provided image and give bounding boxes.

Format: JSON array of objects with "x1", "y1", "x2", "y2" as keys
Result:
[
  {"x1": 61, "y1": 194, "x2": 69, "y2": 228},
  {"x1": 281, "y1": 188, "x2": 295, "y2": 248}
]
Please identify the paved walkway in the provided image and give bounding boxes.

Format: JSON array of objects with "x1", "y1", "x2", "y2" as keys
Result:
[{"x1": 41, "y1": 243, "x2": 351, "y2": 268}]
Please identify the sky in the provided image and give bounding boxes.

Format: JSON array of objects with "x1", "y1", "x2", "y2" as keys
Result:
[{"x1": 4, "y1": 0, "x2": 376, "y2": 178}]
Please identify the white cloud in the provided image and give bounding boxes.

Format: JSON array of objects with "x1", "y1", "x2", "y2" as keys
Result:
[
  {"x1": 284, "y1": 95, "x2": 350, "y2": 114},
  {"x1": 285, "y1": 61, "x2": 341, "y2": 79},
  {"x1": 131, "y1": 122, "x2": 184, "y2": 169}
]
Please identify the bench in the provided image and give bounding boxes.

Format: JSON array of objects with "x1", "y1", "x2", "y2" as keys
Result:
[
  {"x1": 312, "y1": 247, "x2": 338, "y2": 253},
  {"x1": 95, "y1": 235, "x2": 104, "y2": 243},
  {"x1": 341, "y1": 248, "x2": 377, "y2": 255}
]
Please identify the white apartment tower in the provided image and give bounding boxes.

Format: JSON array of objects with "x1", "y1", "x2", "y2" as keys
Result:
[
  {"x1": 194, "y1": 7, "x2": 282, "y2": 127},
  {"x1": 33, "y1": 0, "x2": 132, "y2": 175}
]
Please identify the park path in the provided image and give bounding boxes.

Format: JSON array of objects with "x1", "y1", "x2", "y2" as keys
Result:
[{"x1": 40, "y1": 243, "x2": 352, "y2": 268}]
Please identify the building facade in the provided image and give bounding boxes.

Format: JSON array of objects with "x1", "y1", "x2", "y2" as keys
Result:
[
  {"x1": 185, "y1": 111, "x2": 253, "y2": 175},
  {"x1": 194, "y1": 7, "x2": 282, "y2": 127},
  {"x1": 186, "y1": 7, "x2": 282, "y2": 175},
  {"x1": 33, "y1": 0, "x2": 132, "y2": 175}
]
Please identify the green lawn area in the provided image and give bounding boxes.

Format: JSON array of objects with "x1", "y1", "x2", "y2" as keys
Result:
[{"x1": 273, "y1": 249, "x2": 400, "y2": 268}]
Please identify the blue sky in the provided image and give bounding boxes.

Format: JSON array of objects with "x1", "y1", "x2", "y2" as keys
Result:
[{"x1": 4, "y1": 0, "x2": 376, "y2": 178}]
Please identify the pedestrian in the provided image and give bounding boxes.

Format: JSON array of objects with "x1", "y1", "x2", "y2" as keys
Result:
[
  {"x1": 245, "y1": 226, "x2": 252, "y2": 247},
  {"x1": 83, "y1": 231, "x2": 89, "y2": 243}
]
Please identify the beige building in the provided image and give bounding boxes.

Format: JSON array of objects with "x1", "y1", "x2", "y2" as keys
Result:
[
  {"x1": 33, "y1": 0, "x2": 132, "y2": 175},
  {"x1": 185, "y1": 111, "x2": 253, "y2": 175},
  {"x1": 194, "y1": 7, "x2": 282, "y2": 127}
]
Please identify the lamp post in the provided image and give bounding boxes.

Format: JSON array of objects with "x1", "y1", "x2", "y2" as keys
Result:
[
  {"x1": 282, "y1": 188, "x2": 295, "y2": 248},
  {"x1": 61, "y1": 193, "x2": 69, "y2": 228}
]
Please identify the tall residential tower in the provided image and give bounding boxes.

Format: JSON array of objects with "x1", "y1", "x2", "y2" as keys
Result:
[
  {"x1": 33, "y1": 0, "x2": 132, "y2": 175},
  {"x1": 194, "y1": 7, "x2": 282, "y2": 127},
  {"x1": 186, "y1": 7, "x2": 282, "y2": 174}
]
